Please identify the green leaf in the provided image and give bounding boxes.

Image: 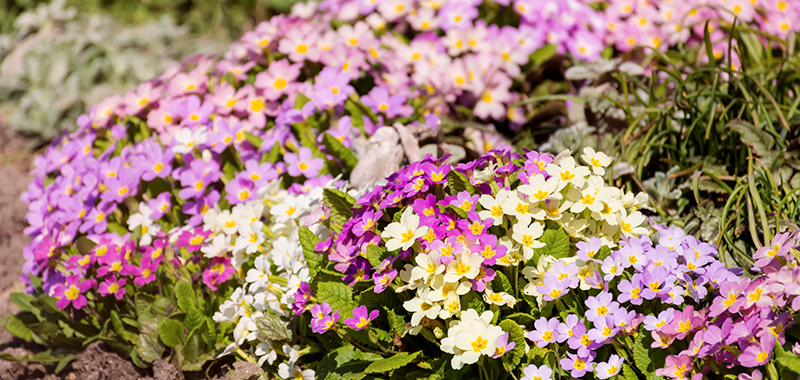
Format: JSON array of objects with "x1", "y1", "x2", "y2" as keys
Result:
[
  {"x1": 255, "y1": 311, "x2": 292, "y2": 341},
  {"x1": 157, "y1": 319, "x2": 184, "y2": 348},
  {"x1": 183, "y1": 310, "x2": 204, "y2": 332},
  {"x1": 385, "y1": 308, "x2": 406, "y2": 336},
  {"x1": 446, "y1": 170, "x2": 474, "y2": 196},
  {"x1": 364, "y1": 351, "x2": 421, "y2": 374},
  {"x1": 316, "y1": 282, "x2": 357, "y2": 318},
  {"x1": 622, "y1": 364, "x2": 639, "y2": 380},
  {"x1": 531, "y1": 44, "x2": 557, "y2": 66},
  {"x1": 76, "y1": 237, "x2": 96, "y2": 255},
  {"x1": 182, "y1": 330, "x2": 202, "y2": 365},
  {"x1": 244, "y1": 132, "x2": 263, "y2": 149},
  {"x1": 299, "y1": 226, "x2": 321, "y2": 278},
  {"x1": 294, "y1": 93, "x2": 311, "y2": 109},
  {"x1": 174, "y1": 280, "x2": 197, "y2": 313},
  {"x1": 506, "y1": 313, "x2": 536, "y2": 326},
  {"x1": 727, "y1": 119, "x2": 775, "y2": 157},
  {"x1": 498, "y1": 320, "x2": 525, "y2": 368},
  {"x1": 366, "y1": 245, "x2": 388, "y2": 268},
  {"x1": 492, "y1": 271, "x2": 513, "y2": 294},
  {"x1": 532, "y1": 227, "x2": 570, "y2": 261},
  {"x1": 110, "y1": 310, "x2": 132, "y2": 342},
  {"x1": 134, "y1": 333, "x2": 164, "y2": 363},
  {"x1": 594, "y1": 245, "x2": 612, "y2": 262},
  {"x1": 632, "y1": 330, "x2": 668, "y2": 377},
  {"x1": 0, "y1": 315, "x2": 33, "y2": 341},
  {"x1": 777, "y1": 350, "x2": 800, "y2": 375},
  {"x1": 460, "y1": 292, "x2": 485, "y2": 314},
  {"x1": 322, "y1": 133, "x2": 359, "y2": 176},
  {"x1": 324, "y1": 188, "x2": 355, "y2": 231}
]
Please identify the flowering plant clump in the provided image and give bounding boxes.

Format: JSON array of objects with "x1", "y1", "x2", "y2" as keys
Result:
[{"x1": 286, "y1": 148, "x2": 800, "y2": 379}]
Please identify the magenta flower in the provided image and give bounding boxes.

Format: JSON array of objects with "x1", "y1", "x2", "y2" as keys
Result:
[
  {"x1": 202, "y1": 256, "x2": 234, "y2": 291},
  {"x1": 739, "y1": 335, "x2": 774, "y2": 367},
  {"x1": 254, "y1": 59, "x2": 302, "y2": 101},
  {"x1": 292, "y1": 282, "x2": 312, "y2": 315},
  {"x1": 96, "y1": 248, "x2": 129, "y2": 277},
  {"x1": 98, "y1": 276, "x2": 127, "y2": 300},
  {"x1": 344, "y1": 305, "x2": 379, "y2": 331},
  {"x1": 450, "y1": 191, "x2": 478, "y2": 213},
  {"x1": 132, "y1": 256, "x2": 159, "y2": 287},
  {"x1": 52, "y1": 275, "x2": 95, "y2": 310},
  {"x1": 176, "y1": 227, "x2": 213, "y2": 252},
  {"x1": 284, "y1": 147, "x2": 324, "y2": 178},
  {"x1": 310, "y1": 302, "x2": 340, "y2": 334}
]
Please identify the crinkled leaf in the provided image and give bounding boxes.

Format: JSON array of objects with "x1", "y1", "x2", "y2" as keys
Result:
[
  {"x1": 777, "y1": 350, "x2": 800, "y2": 375},
  {"x1": 622, "y1": 364, "x2": 639, "y2": 380},
  {"x1": 299, "y1": 226, "x2": 321, "y2": 278},
  {"x1": 317, "y1": 282, "x2": 357, "y2": 318},
  {"x1": 498, "y1": 320, "x2": 525, "y2": 368},
  {"x1": 183, "y1": 310, "x2": 204, "y2": 332},
  {"x1": 135, "y1": 332, "x2": 164, "y2": 363},
  {"x1": 182, "y1": 330, "x2": 202, "y2": 365},
  {"x1": 460, "y1": 292, "x2": 485, "y2": 313},
  {"x1": 447, "y1": 170, "x2": 474, "y2": 196},
  {"x1": 534, "y1": 226, "x2": 570, "y2": 261},
  {"x1": 157, "y1": 319, "x2": 184, "y2": 348},
  {"x1": 255, "y1": 311, "x2": 292, "y2": 342},
  {"x1": 366, "y1": 245, "x2": 388, "y2": 268},
  {"x1": 324, "y1": 188, "x2": 355, "y2": 232},
  {"x1": 728, "y1": 119, "x2": 775, "y2": 157},
  {"x1": 0, "y1": 315, "x2": 33, "y2": 341},
  {"x1": 322, "y1": 133, "x2": 358, "y2": 176},
  {"x1": 174, "y1": 280, "x2": 197, "y2": 313},
  {"x1": 364, "y1": 351, "x2": 421, "y2": 374}
]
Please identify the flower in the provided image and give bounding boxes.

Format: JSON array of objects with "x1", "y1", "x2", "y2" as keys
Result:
[
  {"x1": 344, "y1": 305, "x2": 379, "y2": 330},
  {"x1": 381, "y1": 207, "x2": 429, "y2": 251},
  {"x1": 440, "y1": 309, "x2": 504, "y2": 369},
  {"x1": 595, "y1": 354, "x2": 624, "y2": 379},
  {"x1": 98, "y1": 276, "x2": 127, "y2": 300},
  {"x1": 521, "y1": 364, "x2": 553, "y2": 380},
  {"x1": 284, "y1": 147, "x2": 324, "y2": 178},
  {"x1": 560, "y1": 351, "x2": 594, "y2": 378},
  {"x1": 51, "y1": 275, "x2": 94, "y2": 310}
]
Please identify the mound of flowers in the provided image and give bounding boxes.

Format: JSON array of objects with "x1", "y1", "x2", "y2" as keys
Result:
[
  {"x1": 3, "y1": 0, "x2": 800, "y2": 379},
  {"x1": 284, "y1": 148, "x2": 800, "y2": 379}
]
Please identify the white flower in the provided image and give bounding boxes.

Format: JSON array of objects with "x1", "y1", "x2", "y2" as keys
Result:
[
  {"x1": 403, "y1": 288, "x2": 442, "y2": 327},
  {"x1": 246, "y1": 255, "x2": 272, "y2": 290},
  {"x1": 409, "y1": 252, "x2": 445, "y2": 284},
  {"x1": 172, "y1": 127, "x2": 207, "y2": 154},
  {"x1": 381, "y1": 207, "x2": 429, "y2": 251},
  {"x1": 511, "y1": 221, "x2": 546, "y2": 261},
  {"x1": 256, "y1": 342, "x2": 277, "y2": 366},
  {"x1": 201, "y1": 234, "x2": 230, "y2": 258},
  {"x1": 483, "y1": 288, "x2": 515, "y2": 307},
  {"x1": 545, "y1": 156, "x2": 590, "y2": 188},
  {"x1": 581, "y1": 147, "x2": 612, "y2": 175},
  {"x1": 518, "y1": 174, "x2": 564, "y2": 202},
  {"x1": 568, "y1": 182, "x2": 609, "y2": 214},
  {"x1": 127, "y1": 204, "x2": 161, "y2": 246},
  {"x1": 278, "y1": 362, "x2": 314, "y2": 380},
  {"x1": 269, "y1": 236, "x2": 303, "y2": 271},
  {"x1": 443, "y1": 252, "x2": 483, "y2": 283},
  {"x1": 618, "y1": 210, "x2": 649, "y2": 236},
  {"x1": 501, "y1": 190, "x2": 537, "y2": 225},
  {"x1": 477, "y1": 189, "x2": 509, "y2": 226},
  {"x1": 440, "y1": 309, "x2": 504, "y2": 369},
  {"x1": 270, "y1": 195, "x2": 303, "y2": 224},
  {"x1": 234, "y1": 221, "x2": 266, "y2": 254}
]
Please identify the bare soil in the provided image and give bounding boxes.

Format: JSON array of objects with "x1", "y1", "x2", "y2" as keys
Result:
[{"x1": 0, "y1": 127, "x2": 258, "y2": 380}]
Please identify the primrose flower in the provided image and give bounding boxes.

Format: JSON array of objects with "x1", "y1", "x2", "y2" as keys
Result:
[
  {"x1": 381, "y1": 207, "x2": 428, "y2": 252},
  {"x1": 98, "y1": 276, "x2": 127, "y2": 300},
  {"x1": 581, "y1": 147, "x2": 612, "y2": 176},
  {"x1": 492, "y1": 332, "x2": 515, "y2": 359},
  {"x1": 51, "y1": 275, "x2": 94, "y2": 310},
  {"x1": 344, "y1": 305, "x2": 379, "y2": 331},
  {"x1": 528, "y1": 317, "x2": 562, "y2": 347},
  {"x1": 561, "y1": 351, "x2": 595, "y2": 378},
  {"x1": 310, "y1": 302, "x2": 340, "y2": 334},
  {"x1": 440, "y1": 309, "x2": 504, "y2": 369},
  {"x1": 595, "y1": 354, "x2": 624, "y2": 379},
  {"x1": 203, "y1": 256, "x2": 235, "y2": 291},
  {"x1": 655, "y1": 354, "x2": 693, "y2": 380},
  {"x1": 284, "y1": 147, "x2": 324, "y2": 178},
  {"x1": 521, "y1": 364, "x2": 553, "y2": 380}
]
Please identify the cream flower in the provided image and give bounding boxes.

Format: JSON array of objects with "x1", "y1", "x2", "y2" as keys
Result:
[
  {"x1": 441, "y1": 309, "x2": 504, "y2": 369},
  {"x1": 512, "y1": 221, "x2": 546, "y2": 261},
  {"x1": 381, "y1": 207, "x2": 429, "y2": 251},
  {"x1": 545, "y1": 156, "x2": 590, "y2": 188},
  {"x1": 581, "y1": 147, "x2": 612, "y2": 175},
  {"x1": 477, "y1": 189, "x2": 510, "y2": 226}
]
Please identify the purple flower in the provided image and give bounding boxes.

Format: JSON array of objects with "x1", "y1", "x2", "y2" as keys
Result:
[
  {"x1": 310, "y1": 302, "x2": 341, "y2": 334},
  {"x1": 457, "y1": 211, "x2": 492, "y2": 240},
  {"x1": 537, "y1": 274, "x2": 570, "y2": 301},
  {"x1": 285, "y1": 147, "x2": 324, "y2": 178},
  {"x1": 132, "y1": 256, "x2": 159, "y2": 287},
  {"x1": 96, "y1": 248, "x2": 129, "y2": 277},
  {"x1": 178, "y1": 159, "x2": 221, "y2": 200},
  {"x1": 361, "y1": 87, "x2": 413, "y2": 118},
  {"x1": 225, "y1": 177, "x2": 256, "y2": 205},
  {"x1": 52, "y1": 275, "x2": 94, "y2": 309},
  {"x1": 655, "y1": 355, "x2": 693, "y2": 380},
  {"x1": 528, "y1": 317, "x2": 561, "y2": 347},
  {"x1": 595, "y1": 355, "x2": 624, "y2": 379},
  {"x1": 618, "y1": 276, "x2": 644, "y2": 305},
  {"x1": 577, "y1": 237, "x2": 603, "y2": 263},
  {"x1": 585, "y1": 291, "x2": 620, "y2": 323},
  {"x1": 344, "y1": 305, "x2": 379, "y2": 330},
  {"x1": 587, "y1": 315, "x2": 618, "y2": 344},
  {"x1": 492, "y1": 332, "x2": 515, "y2": 358},
  {"x1": 373, "y1": 269, "x2": 397, "y2": 293},
  {"x1": 560, "y1": 351, "x2": 594, "y2": 378},
  {"x1": 450, "y1": 191, "x2": 478, "y2": 213},
  {"x1": 312, "y1": 67, "x2": 354, "y2": 108},
  {"x1": 292, "y1": 282, "x2": 312, "y2": 315}
]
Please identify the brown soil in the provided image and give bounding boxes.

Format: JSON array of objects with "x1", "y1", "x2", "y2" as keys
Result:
[{"x1": 0, "y1": 126, "x2": 260, "y2": 380}]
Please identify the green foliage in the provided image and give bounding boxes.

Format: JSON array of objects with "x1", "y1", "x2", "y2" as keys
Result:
[
  {"x1": 316, "y1": 282, "x2": 357, "y2": 318},
  {"x1": 529, "y1": 226, "x2": 570, "y2": 264},
  {"x1": 324, "y1": 188, "x2": 356, "y2": 232},
  {"x1": 364, "y1": 352, "x2": 421, "y2": 374}
]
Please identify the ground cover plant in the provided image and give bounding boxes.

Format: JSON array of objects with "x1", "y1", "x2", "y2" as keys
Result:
[{"x1": 1, "y1": 0, "x2": 800, "y2": 379}]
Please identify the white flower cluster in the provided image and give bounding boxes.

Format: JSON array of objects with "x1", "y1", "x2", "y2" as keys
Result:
[
  {"x1": 392, "y1": 148, "x2": 651, "y2": 368},
  {"x1": 211, "y1": 177, "x2": 366, "y2": 373}
]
